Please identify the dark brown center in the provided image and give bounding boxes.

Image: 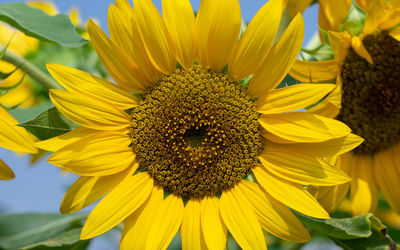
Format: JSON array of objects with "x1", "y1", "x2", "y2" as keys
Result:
[
  {"x1": 339, "y1": 31, "x2": 400, "y2": 154},
  {"x1": 129, "y1": 65, "x2": 262, "y2": 198}
]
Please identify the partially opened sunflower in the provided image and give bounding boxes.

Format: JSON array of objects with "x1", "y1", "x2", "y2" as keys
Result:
[
  {"x1": 0, "y1": 106, "x2": 38, "y2": 180},
  {"x1": 290, "y1": 0, "x2": 400, "y2": 215},
  {"x1": 37, "y1": 0, "x2": 363, "y2": 248}
]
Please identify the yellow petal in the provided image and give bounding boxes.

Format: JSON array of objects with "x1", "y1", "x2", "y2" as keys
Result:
[
  {"x1": 115, "y1": 0, "x2": 135, "y2": 19},
  {"x1": 30, "y1": 149, "x2": 46, "y2": 165},
  {"x1": 87, "y1": 19, "x2": 147, "y2": 93},
  {"x1": 253, "y1": 166, "x2": 329, "y2": 219},
  {"x1": 328, "y1": 31, "x2": 352, "y2": 64},
  {"x1": 391, "y1": 0, "x2": 400, "y2": 8},
  {"x1": 287, "y1": 0, "x2": 312, "y2": 18},
  {"x1": 47, "y1": 64, "x2": 137, "y2": 110},
  {"x1": 229, "y1": 0, "x2": 284, "y2": 79},
  {"x1": 134, "y1": 0, "x2": 176, "y2": 74},
  {"x1": 68, "y1": 7, "x2": 81, "y2": 26},
  {"x1": 259, "y1": 112, "x2": 351, "y2": 143},
  {"x1": 248, "y1": 13, "x2": 304, "y2": 98},
  {"x1": 356, "y1": 0, "x2": 370, "y2": 12},
  {"x1": 109, "y1": 3, "x2": 160, "y2": 82},
  {"x1": 28, "y1": 1, "x2": 58, "y2": 15},
  {"x1": 389, "y1": 26, "x2": 400, "y2": 42},
  {"x1": 200, "y1": 196, "x2": 227, "y2": 250},
  {"x1": 181, "y1": 199, "x2": 207, "y2": 250},
  {"x1": 318, "y1": 0, "x2": 352, "y2": 32},
  {"x1": 163, "y1": 0, "x2": 197, "y2": 69},
  {"x1": 307, "y1": 101, "x2": 341, "y2": 118},
  {"x1": 197, "y1": 0, "x2": 241, "y2": 71},
  {"x1": 0, "y1": 159, "x2": 15, "y2": 180},
  {"x1": 48, "y1": 131, "x2": 134, "y2": 176},
  {"x1": 0, "y1": 78, "x2": 36, "y2": 108},
  {"x1": 350, "y1": 155, "x2": 378, "y2": 215},
  {"x1": 145, "y1": 194, "x2": 184, "y2": 249},
  {"x1": 120, "y1": 185, "x2": 164, "y2": 250},
  {"x1": 351, "y1": 36, "x2": 373, "y2": 64},
  {"x1": 374, "y1": 148, "x2": 400, "y2": 213},
  {"x1": 256, "y1": 83, "x2": 335, "y2": 114},
  {"x1": 0, "y1": 106, "x2": 38, "y2": 154},
  {"x1": 362, "y1": 0, "x2": 390, "y2": 34},
  {"x1": 49, "y1": 89, "x2": 130, "y2": 131},
  {"x1": 314, "y1": 153, "x2": 352, "y2": 213},
  {"x1": 47, "y1": 130, "x2": 128, "y2": 165},
  {"x1": 108, "y1": 4, "x2": 137, "y2": 63},
  {"x1": 35, "y1": 127, "x2": 94, "y2": 152},
  {"x1": 60, "y1": 162, "x2": 138, "y2": 214},
  {"x1": 380, "y1": 9, "x2": 400, "y2": 30},
  {"x1": 0, "y1": 24, "x2": 38, "y2": 56},
  {"x1": 238, "y1": 181, "x2": 310, "y2": 242},
  {"x1": 259, "y1": 151, "x2": 350, "y2": 186},
  {"x1": 375, "y1": 210, "x2": 400, "y2": 230},
  {"x1": 61, "y1": 146, "x2": 134, "y2": 176},
  {"x1": 307, "y1": 75, "x2": 343, "y2": 118},
  {"x1": 81, "y1": 173, "x2": 153, "y2": 239},
  {"x1": 263, "y1": 133, "x2": 363, "y2": 159},
  {"x1": 289, "y1": 60, "x2": 338, "y2": 83},
  {"x1": 220, "y1": 187, "x2": 267, "y2": 250}
]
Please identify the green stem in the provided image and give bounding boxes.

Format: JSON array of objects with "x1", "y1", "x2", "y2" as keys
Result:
[{"x1": 2, "y1": 50, "x2": 60, "y2": 89}]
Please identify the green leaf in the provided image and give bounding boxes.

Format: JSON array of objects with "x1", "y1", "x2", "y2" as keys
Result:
[
  {"x1": 0, "y1": 33, "x2": 13, "y2": 59},
  {"x1": 0, "y1": 73, "x2": 24, "y2": 96},
  {"x1": 277, "y1": 74, "x2": 301, "y2": 89},
  {"x1": 340, "y1": 1, "x2": 367, "y2": 36},
  {"x1": 19, "y1": 228, "x2": 89, "y2": 250},
  {"x1": 240, "y1": 75, "x2": 253, "y2": 88},
  {"x1": 319, "y1": 27, "x2": 330, "y2": 44},
  {"x1": 301, "y1": 43, "x2": 335, "y2": 61},
  {"x1": 296, "y1": 212, "x2": 398, "y2": 250},
  {"x1": 0, "y1": 67, "x2": 17, "y2": 80},
  {"x1": 0, "y1": 213, "x2": 88, "y2": 250},
  {"x1": 18, "y1": 106, "x2": 79, "y2": 140},
  {"x1": 0, "y1": 3, "x2": 87, "y2": 47}
]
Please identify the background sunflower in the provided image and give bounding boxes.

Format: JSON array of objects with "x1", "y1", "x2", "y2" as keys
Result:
[{"x1": 289, "y1": 0, "x2": 400, "y2": 225}]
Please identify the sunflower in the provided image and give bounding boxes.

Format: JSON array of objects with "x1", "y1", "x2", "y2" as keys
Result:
[
  {"x1": 0, "y1": 106, "x2": 38, "y2": 180},
  {"x1": 36, "y1": 0, "x2": 362, "y2": 248},
  {"x1": 290, "y1": 0, "x2": 400, "y2": 215}
]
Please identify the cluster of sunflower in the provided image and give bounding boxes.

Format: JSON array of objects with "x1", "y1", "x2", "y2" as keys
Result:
[{"x1": 1, "y1": 0, "x2": 400, "y2": 249}]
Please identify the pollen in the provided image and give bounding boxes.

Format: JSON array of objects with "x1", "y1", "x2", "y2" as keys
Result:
[
  {"x1": 339, "y1": 32, "x2": 400, "y2": 154},
  {"x1": 129, "y1": 65, "x2": 263, "y2": 198}
]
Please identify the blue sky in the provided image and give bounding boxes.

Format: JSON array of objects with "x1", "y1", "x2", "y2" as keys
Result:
[{"x1": 0, "y1": 0, "x2": 319, "y2": 249}]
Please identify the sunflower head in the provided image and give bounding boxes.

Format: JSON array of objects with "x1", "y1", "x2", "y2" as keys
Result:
[
  {"x1": 289, "y1": 0, "x2": 400, "y2": 216},
  {"x1": 129, "y1": 64, "x2": 263, "y2": 198},
  {"x1": 39, "y1": 0, "x2": 363, "y2": 249},
  {"x1": 338, "y1": 31, "x2": 400, "y2": 154}
]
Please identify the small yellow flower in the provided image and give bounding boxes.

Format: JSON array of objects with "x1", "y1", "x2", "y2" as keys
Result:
[
  {"x1": 290, "y1": 0, "x2": 400, "y2": 215},
  {"x1": 0, "y1": 1, "x2": 84, "y2": 108},
  {"x1": 0, "y1": 1, "x2": 59, "y2": 108},
  {"x1": 38, "y1": 0, "x2": 362, "y2": 248},
  {"x1": 0, "y1": 106, "x2": 38, "y2": 180}
]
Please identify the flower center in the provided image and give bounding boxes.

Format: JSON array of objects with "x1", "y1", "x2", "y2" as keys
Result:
[
  {"x1": 129, "y1": 65, "x2": 263, "y2": 198},
  {"x1": 339, "y1": 31, "x2": 400, "y2": 155}
]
